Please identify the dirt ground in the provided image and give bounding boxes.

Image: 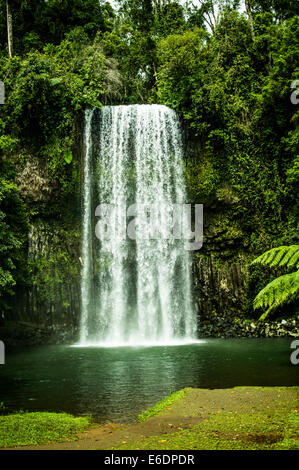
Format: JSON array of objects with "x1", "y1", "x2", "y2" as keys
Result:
[{"x1": 10, "y1": 386, "x2": 299, "y2": 450}]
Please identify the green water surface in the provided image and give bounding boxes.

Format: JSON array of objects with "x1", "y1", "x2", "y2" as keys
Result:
[{"x1": 0, "y1": 338, "x2": 297, "y2": 423}]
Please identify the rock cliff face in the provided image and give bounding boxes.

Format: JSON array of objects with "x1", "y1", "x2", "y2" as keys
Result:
[
  {"x1": 192, "y1": 254, "x2": 248, "y2": 323},
  {"x1": 183, "y1": 124, "x2": 252, "y2": 333},
  {"x1": 2, "y1": 118, "x2": 296, "y2": 345},
  {"x1": 8, "y1": 218, "x2": 81, "y2": 342},
  {"x1": 2, "y1": 116, "x2": 85, "y2": 343},
  {"x1": 17, "y1": 157, "x2": 58, "y2": 204}
]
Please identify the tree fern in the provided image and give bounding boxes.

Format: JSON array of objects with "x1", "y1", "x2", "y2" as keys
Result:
[
  {"x1": 251, "y1": 245, "x2": 299, "y2": 269},
  {"x1": 253, "y1": 271, "x2": 299, "y2": 321},
  {"x1": 251, "y1": 245, "x2": 299, "y2": 320}
]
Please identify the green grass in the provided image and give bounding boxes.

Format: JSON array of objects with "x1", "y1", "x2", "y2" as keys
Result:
[
  {"x1": 275, "y1": 409, "x2": 299, "y2": 450},
  {"x1": 0, "y1": 411, "x2": 90, "y2": 448},
  {"x1": 117, "y1": 407, "x2": 299, "y2": 450},
  {"x1": 1, "y1": 387, "x2": 297, "y2": 450},
  {"x1": 137, "y1": 388, "x2": 192, "y2": 422}
]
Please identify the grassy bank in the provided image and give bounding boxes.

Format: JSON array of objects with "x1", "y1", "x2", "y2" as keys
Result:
[
  {"x1": 0, "y1": 387, "x2": 297, "y2": 450},
  {"x1": 138, "y1": 388, "x2": 192, "y2": 422},
  {"x1": 0, "y1": 411, "x2": 90, "y2": 448},
  {"x1": 116, "y1": 387, "x2": 299, "y2": 451},
  {"x1": 116, "y1": 409, "x2": 299, "y2": 450}
]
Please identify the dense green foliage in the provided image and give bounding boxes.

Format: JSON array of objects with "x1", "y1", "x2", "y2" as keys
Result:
[
  {"x1": 0, "y1": 0, "x2": 114, "y2": 51},
  {"x1": 252, "y1": 245, "x2": 299, "y2": 319},
  {"x1": 0, "y1": 177, "x2": 28, "y2": 308},
  {"x1": 252, "y1": 245, "x2": 299, "y2": 269},
  {"x1": 158, "y1": 12, "x2": 298, "y2": 251},
  {"x1": 0, "y1": 0, "x2": 298, "y2": 321}
]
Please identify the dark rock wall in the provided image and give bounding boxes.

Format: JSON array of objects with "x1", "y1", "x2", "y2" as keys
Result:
[{"x1": 192, "y1": 254, "x2": 248, "y2": 323}]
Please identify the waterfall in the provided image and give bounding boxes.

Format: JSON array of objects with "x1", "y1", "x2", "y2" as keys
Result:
[
  {"x1": 79, "y1": 104, "x2": 197, "y2": 346},
  {"x1": 79, "y1": 108, "x2": 94, "y2": 343}
]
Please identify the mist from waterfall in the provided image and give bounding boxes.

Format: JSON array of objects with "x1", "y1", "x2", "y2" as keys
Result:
[{"x1": 79, "y1": 105, "x2": 197, "y2": 346}]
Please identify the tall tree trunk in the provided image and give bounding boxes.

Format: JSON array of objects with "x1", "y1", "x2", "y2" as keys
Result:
[
  {"x1": 245, "y1": 0, "x2": 255, "y2": 41},
  {"x1": 6, "y1": 0, "x2": 13, "y2": 58}
]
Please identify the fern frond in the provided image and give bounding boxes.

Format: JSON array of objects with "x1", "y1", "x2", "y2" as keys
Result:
[
  {"x1": 251, "y1": 245, "x2": 299, "y2": 269},
  {"x1": 253, "y1": 270, "x2": 299, "y2": 320}
]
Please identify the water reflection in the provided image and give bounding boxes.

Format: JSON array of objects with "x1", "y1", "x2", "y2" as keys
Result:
[{"x1": 0, "y1": 339, "x2": 297, "y2": 423}]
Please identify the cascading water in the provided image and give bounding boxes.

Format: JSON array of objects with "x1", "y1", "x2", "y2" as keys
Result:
[
  {"x1": 79, "y1": 108, "x2": 94, "y2": 343},
  {"x1": 79, "y1": 104, "x2": 197, "y2": 346}
]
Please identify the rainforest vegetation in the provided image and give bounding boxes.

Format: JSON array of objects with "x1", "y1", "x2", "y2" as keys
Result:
[{"x1": 0, "y1": 0, "x2": 298, "y2": 330}]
